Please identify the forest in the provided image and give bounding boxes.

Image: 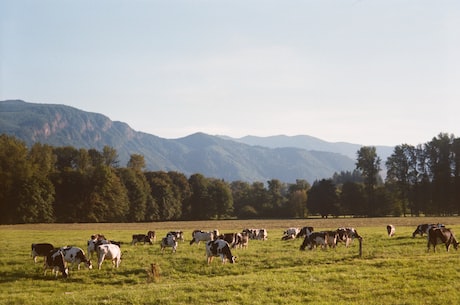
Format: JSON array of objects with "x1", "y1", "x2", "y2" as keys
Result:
[{"x1": 0, "y1": 132, "x2": 459, "y2": 224}]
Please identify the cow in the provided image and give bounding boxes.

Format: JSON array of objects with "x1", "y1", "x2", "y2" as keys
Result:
[
  {"x1": 161, "y1": 234, "x2": 178, "y2": 253},
  {"x1": 44, "y1": 249, "x2": 69, "y2": 278},
  {"x1": 167, "y1": 231, "x2": 184, "y2": 242},
  {"x1": 300, "y1": 231, "x2": 329, "y2": 250},
  {"x1": 190, "y1": 230, "x2": 214, "y2": 245},
  {"x1": 282, "y1": 227, "x2": 301, "y2": 240},
  {"x1": 257, "y1": 229, "x2": 268, "y2": 240},
  {"x1": 235, "y1": 232, "x2": 249, "y2": 249},
  {"x1": 87, "y1": 238, "x2": 110, "y2": 258},
  {"x1": 205, "y1": 239, "x2": 236, "y2": 264},
  {"x1": 387, "y1": 225, "x2": 395, "y2": 237},
  {"x1": 298, "y1": 226, "x2": 314, "y2": 238},
  {"x1": 243, "y1": 228, "x2": 259, "y2": 239},
  {"x1": 336, "y1": 227, "x2": 362, "y2": 247},
  {"x1": 427, "y1": 227, "x2": 459, "y2": 252},
  {"x1": 218, "y1": 233, "x2": 239, "y2": 247},
  {"x1": 31, "y1": 243, "x2": 54, "y2": 263},
  {"x1": 96, "y1": 244, "x2": 121, "y2": 269},
  {"x1": 131, "y1": 231, "x2": 156, "y2": 245},
  {"x1": 60, "y1": 246, "x2": 92, "y2": 270},
  {"x1": 325, "y1": 230, "x2": 339, "y2": 248},
  {"x1": 412, "y1": 223, "x2": 445, "y2": 238}
]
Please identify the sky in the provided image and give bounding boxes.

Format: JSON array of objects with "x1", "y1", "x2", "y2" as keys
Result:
[{"x1": 1, "y1": 0, "x2": 459, "y2": 146}]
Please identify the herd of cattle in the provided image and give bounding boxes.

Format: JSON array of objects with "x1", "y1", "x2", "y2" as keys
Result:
[{"x1": 31, "y1": 223, "x2": 459, "y2": 278}]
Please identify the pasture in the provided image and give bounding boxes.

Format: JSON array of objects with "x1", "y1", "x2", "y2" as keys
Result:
[{"x1": 1, "y1": 217, "x2": 460, "y2": 305}]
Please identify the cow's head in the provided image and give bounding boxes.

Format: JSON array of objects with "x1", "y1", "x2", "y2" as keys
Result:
[
  {"x1": 229, "y1": 256, "x2": 236, "y2": 264},
  {"x1": 86, "y1": 259, "x2": 93, "y2": 269}
]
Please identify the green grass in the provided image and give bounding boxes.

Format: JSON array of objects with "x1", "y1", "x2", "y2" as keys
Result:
[{"x1": 1, "y1": 217, "x2": 460, "y2": 305}]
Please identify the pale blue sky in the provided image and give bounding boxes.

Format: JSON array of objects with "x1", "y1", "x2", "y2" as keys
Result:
[{"x1": 1, "y1": 0, "x2": 459, "y2": 146}]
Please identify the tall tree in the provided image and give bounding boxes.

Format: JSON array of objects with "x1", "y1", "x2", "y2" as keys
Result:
[
  {"x1": 356, "y1": 146, "x2": 381, "y2": 216},
  {"x1": 426, "y1": 133, "x2": 455, "y2": 214},
  {"x1": 385, "y1": 144, "x2": 417, "y2": 216},
  {"x1": 307, "y1": 179, "x2": 339, "y2": 218},
  {"x1": 188, "y1": 173, "x2": 209, "y2": 220}
]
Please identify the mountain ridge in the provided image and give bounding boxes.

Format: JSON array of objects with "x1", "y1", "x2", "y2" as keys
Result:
[{"x1": 0, "y1": 100, "x2": 392, "y2": 183}]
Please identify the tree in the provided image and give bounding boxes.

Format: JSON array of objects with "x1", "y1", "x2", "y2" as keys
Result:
[
  {"x1": 385, "y1": 144, "x2": 417, "y2": 216},
  {"x1": 188, "y1": 174, "x2": 209, "y2": 220},
  {"x1": 356, "y1": 146, "x2": 381, "y2": 216},
  {"x1": 340, "y1": 181, "x2": 366, "y2": 216},
  {"x1": 127, "y1": 154, "x2": 146, "y2": 171},
  {"x1": 0, "y1": 135, "x2": 33, "y2": 223},
  {"x1": 145, "y1": 171, "x2": 179, "y2": 221},
  {"x1": 307, "y1": 179, "x2": 339, "y2": 218},
  {"x1": 425, "y1": 133, "x2": 454, "y2": 214},
  {"x1": 207, "y1": 179, "x2": 234, "y2": 219}
]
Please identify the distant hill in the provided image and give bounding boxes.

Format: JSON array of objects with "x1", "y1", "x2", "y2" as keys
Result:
[
  {"x1": 220, "y1": 135, "x2": 394, "y2": 164},
  {"x1": 0, "y1": 100, "x2": 391, "y2": 183}
]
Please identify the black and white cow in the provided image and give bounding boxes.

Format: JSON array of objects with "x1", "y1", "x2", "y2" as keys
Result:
[
  {"x1": 161, "y1": 234, "x2": 178, "y2": 253},
  {"x1": 298, "y1": 226, "x2": 314, "y2": 238},
  {"x1": 427, "y1": 227, "x2": 459, "y2": 252},
  {"x1": 257, "y1": 228, "x2": 268, "y2": 240},
  {"x1": 282, "y1": 227, "x2": 301, "y2": 240},
  {"x1": 218, "y1": 233, "x2": 239, "y2": 248},
  {"x1": 300, "y1": 231, "x2": 329, "y2": 250},
  {"x1": 96, "y1": 243, "x2": 121, "y2": 269},
  {"x1": 190, "y1": 230, "x2": 214, "y2": 245},
  {"x1": 60, "y1": 246, "x2": 92, "y2": 270},
  {"x1": 205, "y1": 239, "x2": 236, "y2": 264},
  {"x1": 167, "y1": 231, "x2": 184, "y2": 242},
  {"x1": 31, "y1": 243, "x2": 54, "y2": 263},
  {"x1": 131, "y1": 231, "x2": 156, "y2": 245},
  {"x1": 87, "y1": 238, "x2": 110, "y2": 258},
  {"x1": 336, "y1": 227, "x2": 362, "y2": 247},
  {"x1": 235, "y1": 232, "x2": 249, "y2": 249},
  {"x1": 44, "y1": 249, "x2": 69, "y2": 278},
  {"x1": 412, "y1": 223, "x2": 445, "y2": 238},
  {"x1": 387, "y1": 225, "x2": 395, "y2": 237}
]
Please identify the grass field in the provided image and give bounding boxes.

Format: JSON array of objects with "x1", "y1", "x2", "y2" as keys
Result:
[{"x1": 1, "y1": 217, "x2": 460, "y2": 305}]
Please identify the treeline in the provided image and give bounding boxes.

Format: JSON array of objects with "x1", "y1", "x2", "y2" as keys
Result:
[{"x1": 0, "y1": 133, "x2": 459, "y2": 224}]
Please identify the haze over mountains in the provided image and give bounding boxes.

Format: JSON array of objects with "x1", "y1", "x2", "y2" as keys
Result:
[{"x1": 0, "y1": 100, "x2": 393, "y2": 183}]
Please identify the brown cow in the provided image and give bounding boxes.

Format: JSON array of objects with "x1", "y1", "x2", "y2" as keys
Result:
[{"x1": 427, "y1": 227, "x2": 459, "y2": 252}]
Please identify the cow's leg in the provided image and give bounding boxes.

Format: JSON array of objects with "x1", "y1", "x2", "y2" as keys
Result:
[{"x1": 98, "y1": 254, "x2": 105, "y2": 269}]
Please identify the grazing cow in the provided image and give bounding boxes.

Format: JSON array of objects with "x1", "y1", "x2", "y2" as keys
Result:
[
  {"x1": 235, "y1": 232, "x2": 249, "y2": 249},
  {"x1": 167, "y1": 231, "x2": 184, "y2": 242},
  {"x1": 336, "y1": 227, "x2": 362, "y2": 247},
  {"x1": 60, "y1": 246, "x2": 92, "y2": 270},
  {"x1": 427, "y1": 227, "x2": 459, "y2": 252},
  {"x1": 298, "y1": 226, "x2": 314, "y2": 238},
  {"x1": 257, "y1": 229, "x2": 268, "y2": 240},
  {"x1": 190, "y1": 230, "x2": 214, "y2": 245},
  {"x1": 300, "y1": 232, "x2": 329, "y2": 250},
  {"x1": 387, "y1": 225, "x2": 396, "y2": 237},
  {"x1": 87, "y1": 238, "x2": 110, "y2": 258},
  {"x1": 218, "y1": 233, "x2": 239, "y2": 248},
  {"x1": 205, "y1": 239, "x2": 236, "y2": 264},
  {"x1": 325, "y1": 230, "x2": 339, "y2": 248},
  {"x1": 131, "y1": 231, "x2": 156, "y2": 245},
  {"x1": 282, "y1": 227, "x2": 301, "y2": 240},
  {"x1": 31, "y1": 243, "x2": 54, "y2": 263},
  {"x1": 243, "y1": 228, "x2": 259, "y2": 240},
  {"x1": 96, "y1": 244, "x2": 121, "y2": 269},
  {"x1": 412, "y1": 223, "x2": 445, "y2": 238},
  {"x1": 44, "y1": 249, "x2": 69, "y2": 278},
  {"x1": 161, "y1": 234, "x2": 178, "y2": 253}
]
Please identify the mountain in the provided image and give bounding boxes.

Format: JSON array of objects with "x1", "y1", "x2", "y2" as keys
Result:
[
  {"x1": 220, "y1": 135, "x2": 394, "y2": 165},
  {"x1": 0, "y1": 100, "x2": 383, "y2": 183}
]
